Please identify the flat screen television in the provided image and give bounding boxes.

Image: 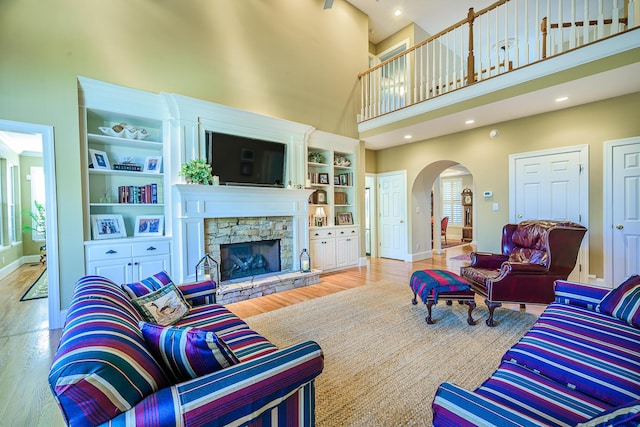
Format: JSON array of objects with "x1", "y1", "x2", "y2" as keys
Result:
[{"x1": 205, "y1": 131, "x2": 286, "y2": 187}]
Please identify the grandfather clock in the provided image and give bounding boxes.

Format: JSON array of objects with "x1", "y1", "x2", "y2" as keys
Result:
[{"x1": 461, "y1": 188, "x2": 473, "y2": 242}]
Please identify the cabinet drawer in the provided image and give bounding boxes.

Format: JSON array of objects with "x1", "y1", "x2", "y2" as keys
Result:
[
  {"x1": 310, "y1": 228, "x2": 336, "y2": 240},
  {"x1": 335, "y1": 226, "x2": 358, "y2": 237},
  {"x1": 86, "y1": 243, "x2": 132, "y2": 261},
  {"x1": 132, "y1": 240, "x2": 171, "y2": 257}
]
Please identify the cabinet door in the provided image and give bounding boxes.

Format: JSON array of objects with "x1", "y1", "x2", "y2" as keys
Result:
[
  {"x1": 310, "y1": 238, "x2": 336, "y2": 271},
  {"x1": 87, "y1": 259, "x2": 132, "y2": 284},
  {"x1": 336, "y1": 236, "x2": 358, "y2": 268},
  {"x1": 134, "y1": 254, "x2": 171, "y2": 281}
]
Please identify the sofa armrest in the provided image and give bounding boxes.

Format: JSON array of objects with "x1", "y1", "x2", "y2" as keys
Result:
[
  {"x1": 553, "y1": 280, "x2": 609, "y2": 310},
  {"x1": 106, "y1": 341, "x2": 324, "y2": 426},
  {"x1": 469, "y1": 252, "x2": 508, "y2": 269},
  {"x1": 178, "y1": 280, "x2": 217, "y2": 306},
  {"x1": 432, "y1": 382, "x2": 542, "y2": 426}
]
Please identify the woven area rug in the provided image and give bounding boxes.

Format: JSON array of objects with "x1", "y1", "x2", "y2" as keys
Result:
[
  {"x1": 449, "y1": 253, "x2": 471, "y2": 262},
  {"x1": 245, "y1": 281, "x2": 538, "y2": 426},
  {"x1": 20, "y1": 269, "x2": 47, "y2": 301}
]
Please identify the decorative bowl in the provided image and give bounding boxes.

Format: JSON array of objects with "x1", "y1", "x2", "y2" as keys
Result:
[{"x1": 98, "y1": 126, "x2": 124, "y2": 138}]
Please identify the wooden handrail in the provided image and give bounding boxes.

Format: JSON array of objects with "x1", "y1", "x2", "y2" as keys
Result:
[{"x1": 542, "y1": 17, "x2": 629, "y2": 58}]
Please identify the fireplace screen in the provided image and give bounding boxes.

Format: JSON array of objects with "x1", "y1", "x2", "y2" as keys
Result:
[{"x1": 220, "y1": 239, "x2": 281, "y2": 282}]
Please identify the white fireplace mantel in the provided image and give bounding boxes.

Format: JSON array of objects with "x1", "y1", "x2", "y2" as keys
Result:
[{"x1": 172, "y1": 184, "x2": 313, "y2": 283}]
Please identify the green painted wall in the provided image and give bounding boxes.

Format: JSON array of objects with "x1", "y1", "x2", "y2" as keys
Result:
[
  {"x1": 0, "y1": 0, "x2": 368, "y2": 308},
  {"x1": 373, "y1": 91, "x2": 640, "y2": 278}
]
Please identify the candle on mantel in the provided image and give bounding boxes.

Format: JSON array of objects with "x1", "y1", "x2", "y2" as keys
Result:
[{"x1": 305, "y1": 179, "x2": 311, "y2": 188}]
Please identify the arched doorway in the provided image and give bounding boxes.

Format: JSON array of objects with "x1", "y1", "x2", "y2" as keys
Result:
[{"x1": 410, "y1": 160, "x2": 474, "y2": 260}]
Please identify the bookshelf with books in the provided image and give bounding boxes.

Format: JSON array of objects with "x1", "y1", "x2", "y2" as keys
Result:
[
  {"x1": 79, "y1": 77, "x2": 172, "y2": 283},
  {"x1": 306, "y1": 131, "x2": 359, "y2": 272}
]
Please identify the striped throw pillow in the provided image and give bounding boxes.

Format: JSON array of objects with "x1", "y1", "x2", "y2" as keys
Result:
[
  {"x1": 597, "y1": 275, "x2": 640, "y2": 328},
  {"x1": 122, "y1": 270, "x2": 173, "y2": 299},
  {"x1": 140, "y1": 322, "x2": 238, "y2": 383},
  {"x1": 131, "y1": 282, "x2": 190, "y2": 326},
  {"x1": 576, "y1": 400, "x2": 640, "y2": 427}
]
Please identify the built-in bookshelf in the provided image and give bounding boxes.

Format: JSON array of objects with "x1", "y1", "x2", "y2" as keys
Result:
[{"x1": 79, "y1": 77, "x2": 172, "y2": 283}]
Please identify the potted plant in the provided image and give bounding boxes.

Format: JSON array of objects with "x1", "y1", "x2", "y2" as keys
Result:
[
  {"x1": 23, "y1": 200, "x2": 46, "y2": 238},
  {"x1": 179, "y1": 159, "x2": 214, "y2": 184}
]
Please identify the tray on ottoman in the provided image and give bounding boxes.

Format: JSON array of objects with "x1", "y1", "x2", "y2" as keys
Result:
[{"x1": 410, "y1": 269, "x2": 476, "y2": 325}]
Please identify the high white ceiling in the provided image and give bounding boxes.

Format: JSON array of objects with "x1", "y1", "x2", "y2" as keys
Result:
[{"x1": 345, "y1": 0, "x2": 497, "y2": 44}]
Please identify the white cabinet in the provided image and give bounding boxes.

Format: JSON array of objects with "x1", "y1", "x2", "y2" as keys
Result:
[
  {"x1": 336, "y1": 227, "x2": 359, "y2": 268},
  {"x1": 85, "y1": 239, "x2": 171, "y2": 284},
  {"x1": 309, "y1": 226, "x2": 358, "y2": 272},
  {"x1": 310, "y1": 228, "x2": 337, "y2": 271}
]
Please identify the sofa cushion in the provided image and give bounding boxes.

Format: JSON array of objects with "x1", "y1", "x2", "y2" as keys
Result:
[
  {"x1": 476, "y1": 361, "x2": 612, "y2": 426},
  {"x1": 576, "y1": 400, "x2": 640, "y2": 427},
  {"x1": 121, "y1": 270, "x2": 173, "y2": 299},
  {"x1": 503, "y1": 302, "x2": 640, "y2": 406},
  {"x1": 131, "y1": 282, "x2": 191, "y2": 326},
  {"x1": 140, "y1": 322, "x2": 238, "y2": 383},
  {"x1": 597, "y1": 275, "x2": 640, "y2": 328},
  {"x1": 175, "y1": 304, "x2": 278, "y2": 362},
  {"x1": 49, "y1": 277, "x2": 170, "y2": 426}
]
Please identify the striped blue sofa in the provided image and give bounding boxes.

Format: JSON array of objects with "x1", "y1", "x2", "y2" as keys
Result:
[
  {"x1": 48, "y1": 275, "x2": 324, "y2": 426},
  {"x1": 432, "y1": 279, "x2": 640, "y2": 426}
]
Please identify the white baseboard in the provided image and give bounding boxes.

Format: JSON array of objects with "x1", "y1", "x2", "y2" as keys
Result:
[{"x1": 408, "y1": 250, "x2": 432, "y2": 262}]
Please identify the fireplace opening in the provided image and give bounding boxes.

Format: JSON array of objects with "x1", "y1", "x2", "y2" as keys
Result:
[{"x1": 220, "y1": 239, "x2": 282, "y2": 282}]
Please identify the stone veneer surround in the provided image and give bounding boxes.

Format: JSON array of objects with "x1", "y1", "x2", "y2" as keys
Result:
[{"x1": 204, "y1": 216, "x2": 294, "y2": 277}]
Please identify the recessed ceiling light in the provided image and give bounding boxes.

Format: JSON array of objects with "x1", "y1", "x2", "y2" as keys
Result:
[
  {"x1": 404, "y1": 134, "x2": 412, "y2": 139},
  {"x1": 465, "y1": 119, "x2": 475, "y2": 125},
  {"x1": 394, "y1": 9, "x2": 402, "y2": 17},
  {"x1": 555, "y1": 96, "x2": 569, "y2": 102}
]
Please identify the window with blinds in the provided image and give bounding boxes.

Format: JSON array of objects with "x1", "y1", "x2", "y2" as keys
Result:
[{"x1": 441, "y1": 177, "x2": 463, "y2": 226}]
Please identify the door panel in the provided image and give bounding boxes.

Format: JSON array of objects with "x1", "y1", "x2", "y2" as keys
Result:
[
  {"x1": 378, "y1": 172, "x2": 406, "y2": 260},
  {"x1": 612, "y1": 143, "x2": 640, "y2": 285}
]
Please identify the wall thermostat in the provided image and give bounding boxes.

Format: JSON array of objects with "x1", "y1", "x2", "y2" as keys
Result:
[{"x1": 483, "y1": 191, "x2": 493, "y2": 197}]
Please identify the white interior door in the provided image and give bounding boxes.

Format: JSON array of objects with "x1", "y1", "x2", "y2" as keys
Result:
[
  {"x1": 378, "y1": 171, "x2": 407, "y2": 260},
  {"x1": 608, "y1": 138, "x2": 640, "y2": 286},
  {"x1": 510, "y1": 146, "x2": 588, "y2": 282}
]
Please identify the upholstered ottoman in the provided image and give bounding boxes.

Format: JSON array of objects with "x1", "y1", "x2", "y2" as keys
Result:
[{"x1": 410, "y1": 269, "x2": 476, "y2": 325}]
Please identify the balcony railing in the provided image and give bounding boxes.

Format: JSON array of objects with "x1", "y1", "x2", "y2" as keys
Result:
[{"x1": 358, "y1": 0, "x2": 637, "y2": 122}]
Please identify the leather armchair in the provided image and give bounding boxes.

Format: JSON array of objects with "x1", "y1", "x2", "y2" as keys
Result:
[{"x1": 460, "y1": 220, "x2": 587, "y2": 326}]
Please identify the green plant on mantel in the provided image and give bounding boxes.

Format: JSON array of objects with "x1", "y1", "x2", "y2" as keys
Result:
[{"x1": 180, "y1": 159, "x2": 214, "y2": 184}]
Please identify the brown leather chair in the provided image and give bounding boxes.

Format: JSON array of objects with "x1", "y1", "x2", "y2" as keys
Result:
[{"x1": 460, "y1": 220, "x2": 587, "y2": 326}]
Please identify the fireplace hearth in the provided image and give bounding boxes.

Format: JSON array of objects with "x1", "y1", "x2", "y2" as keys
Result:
[{"x1": 221, "y1": 239, "x2": 281, "y2": 282}]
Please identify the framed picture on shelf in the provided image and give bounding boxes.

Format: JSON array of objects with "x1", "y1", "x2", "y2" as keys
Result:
[
  {"x1": 144, "y1": 156, "x2": 162, "y2": 173},
  {"x1": 339, "y1": 174, "x2": 347, "y2": 186},
  {"x1": 91, "y1": 214, "x2": 126, "y2": 240},
  {"x1": 319, "y1": 173, "x2": 329, "y2": 184},
  {"x1": 134, "y1": 215, "x2": 164, "y2": 237},
  {"x1": 313, "y1": 189, "x2": 327, "y2": 204},
  {"x1": 334, "y1": 176, "x2": 340, "y2": 185},
  {"x1": 89, "y1": 149, "x2": 111, "y2": 170},
  {"x1": 337, "y1": 212, "x2": 353, "y2": 225}
]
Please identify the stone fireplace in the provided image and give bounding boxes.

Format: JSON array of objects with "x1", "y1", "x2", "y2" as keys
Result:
[
  {"x1": 172, "y1": 184, "x2": 320, "y2": 304},
  {"x1": 204, "y1": 216, "x2": 292, "y2": 282}
]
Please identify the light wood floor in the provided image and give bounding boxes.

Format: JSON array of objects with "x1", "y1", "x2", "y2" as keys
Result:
[{"x1": 0, "y1": 244, "x2": 542, "y2": 426}]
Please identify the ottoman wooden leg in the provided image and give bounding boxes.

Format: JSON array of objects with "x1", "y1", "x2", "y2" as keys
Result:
[
  {"x1": 425, "y1": 301, "x2": 435, "y2": 324},
  {"x1": 465, "y1": 300, "x2": 477, "y2": 325},
  {"x1": 411, "y1": 292, "x2": 418, "y2": 305}
]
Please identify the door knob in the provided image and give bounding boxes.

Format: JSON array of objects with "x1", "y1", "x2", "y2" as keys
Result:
[
  {"x1": 518, "y1": 214, "x2": 523, "y2": 218},
  {"x1": 616, "y1": 224, "x2": 624, "y2": 230},
  {"x1": 400, "y1": 220, "x2": 404, "y2": 223}
]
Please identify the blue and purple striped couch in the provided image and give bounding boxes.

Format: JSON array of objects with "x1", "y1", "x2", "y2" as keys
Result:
[
  {"x1": 48, "y1": 275, "x2": 324, "y2": 426},
  {"x1": 432, "y1": 280, "x2": 640, "y2": 426}
]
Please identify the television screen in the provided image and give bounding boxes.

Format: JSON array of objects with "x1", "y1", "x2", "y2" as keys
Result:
[{"x1": 205, "y1": 131, "x2": 286, "y2": 187}]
